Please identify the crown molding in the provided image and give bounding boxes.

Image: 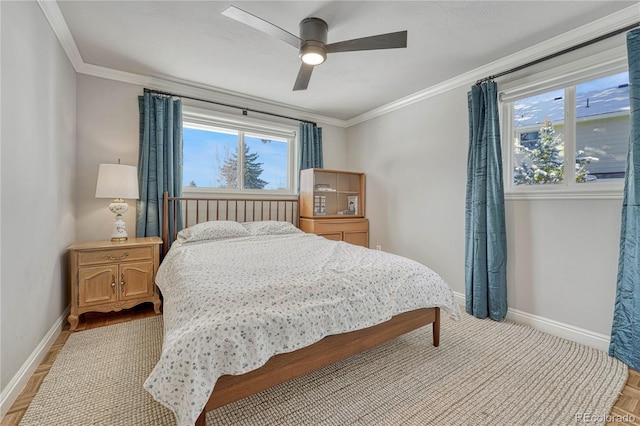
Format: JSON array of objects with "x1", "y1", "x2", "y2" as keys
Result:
[
  {"x1": 142, "y1": 74, "x2": 348, "y2": 128},
  {"x1": 78, "y1": 62, "x2": 152, "y2": 87},
  {"x1": 38, "y1": 1, "x2": 639, "y2": 129},
  {"x1": 346, "y1": 3, "x2": 640, "y2": 127},
  {"x1": 77, "y1": 63, "x2": 348, "y2": 127},
  {"x1": 37, "y1": 0, "x2": 83, "y2": 71},
  {"x1": 36, "y1": 0, "x2": 348, "y2": 128}
]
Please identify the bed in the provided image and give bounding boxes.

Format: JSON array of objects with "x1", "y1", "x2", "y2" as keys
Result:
[{"x1": 146, "y1": 192, "x2": 460, "y2": 426}]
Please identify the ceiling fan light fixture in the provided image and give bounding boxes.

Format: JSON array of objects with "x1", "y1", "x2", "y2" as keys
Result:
[
  {"x1": 300, "y1": 42, "x2": 326, "y2": 65},
  {"x1": 221, "y1": 7, "x2": 408, "y2": 91}
]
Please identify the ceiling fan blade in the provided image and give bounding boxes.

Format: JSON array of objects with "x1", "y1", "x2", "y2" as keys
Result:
[
  {"x1": 222, "y1": 6, "x2": 301, "y2": 49},
  {"x1": 325, "y1": 30, "x2": 407, "y2": 53},
  {"x1": 293, "y1": 63, "x2": 314, "y2": 91}
]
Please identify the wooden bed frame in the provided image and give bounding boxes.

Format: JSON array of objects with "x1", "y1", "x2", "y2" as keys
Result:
[{"x1": 160, "y1": 192, "x2": 441, "y2": 426}]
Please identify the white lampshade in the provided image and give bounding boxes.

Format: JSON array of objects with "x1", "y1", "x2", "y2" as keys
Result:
[
  {"x1": 95, "y1": 163, "x2": 139, "y2": 241},
  {"x1": 95, "y1": 164, "x2": 139, "y2": 200}
]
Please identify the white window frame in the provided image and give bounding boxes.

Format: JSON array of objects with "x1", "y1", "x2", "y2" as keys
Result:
[
  {"x1": 500, "y1": 52, "x2": 628, "y2": 200},
  {"x1": 182, "y1": 106, "x2": 298, "y2": 197}
]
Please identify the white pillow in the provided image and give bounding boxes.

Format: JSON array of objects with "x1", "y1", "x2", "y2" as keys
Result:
[
  {"x1": 176, "y1": 221, "x2": 250, "y2": 243},
  {"x1": 241, "y1": 221, "x2": 302, "y2": 236}
]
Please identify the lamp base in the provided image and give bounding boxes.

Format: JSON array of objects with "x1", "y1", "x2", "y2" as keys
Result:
[{"x1": 109, "y1": 200, "x2": 130, "y2": 241}]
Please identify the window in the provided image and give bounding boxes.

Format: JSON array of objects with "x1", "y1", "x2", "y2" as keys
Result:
[
  {"x1": 503, "y1": 70, "x2": 630, "y2": 196},
  {"x1": 513, "y1": 89, "x2": 565, "y2": 185},
  {"x1": 182, "y1": 108, "x2": 297, "y2": 194},
  {"x1": 575, "y1": 76, "x2": 629, "y2": 181}
]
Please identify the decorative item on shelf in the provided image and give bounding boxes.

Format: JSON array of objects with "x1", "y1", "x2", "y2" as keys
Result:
[
  {"x1": 314, "y1": 194, "x2": 327, "y2": 215},
  {"x1": 95, "y1": 161, "x2": 139, "y2": 241},
  {"x1": 314, "y1": 183, "x2": 336, "y2": 192},
  {"x1": 347, "y1": 195, "x2": 358, "y2": 215}
]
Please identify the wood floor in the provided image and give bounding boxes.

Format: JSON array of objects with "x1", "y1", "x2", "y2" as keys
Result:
[
  {"x1": 0, "y1": 304, "x2": 159, "y2": 426},
  {"x1": 611, "y1": 369, "x2": 640, "y2": 426},
  {"x1": 1, "y1": 305, "x2": 639, "y2": 426}
]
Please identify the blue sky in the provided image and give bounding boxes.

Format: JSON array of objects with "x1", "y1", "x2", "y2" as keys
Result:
[{"x1": 183, "y1": 127, "x2": 288, "y2": 190}]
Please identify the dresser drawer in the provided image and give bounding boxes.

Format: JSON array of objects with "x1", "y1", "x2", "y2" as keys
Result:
[
  {"x1": 77, "y1": 247, "x2": 153, "y2": 266},
  {"x1": 310, "y1": 219, "x2": 368, "y2": 233}
]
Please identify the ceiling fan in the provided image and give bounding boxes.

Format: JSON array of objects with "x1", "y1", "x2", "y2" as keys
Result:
[{"x1": 221, "y1": 6, "x2": 408, "y2": 91}]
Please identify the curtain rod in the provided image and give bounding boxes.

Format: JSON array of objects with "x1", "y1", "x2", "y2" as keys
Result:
[
  {"x1": 475, "y1": 22, "x2": 640, "y2": 85},
  {"x1": 143, "y1": 88, "x2": 317, "y2": 126}
]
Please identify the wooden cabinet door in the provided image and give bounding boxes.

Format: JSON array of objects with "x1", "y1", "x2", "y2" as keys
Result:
[
  {"x1": 344, "y1": 231, "x2": 368, "y2": 248},
  {"x1": 78, "y1": 265, "x2": 118, "y2": 307},
  {"x1": 119, "y1": 261, "x2": 154, "y2": 300}
]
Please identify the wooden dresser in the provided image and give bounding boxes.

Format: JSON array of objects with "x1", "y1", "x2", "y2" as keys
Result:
[
  {"x1": 299, "y1": 217, "x2": 369, "y2": 247},
  {"x1": 67, "y1": 237, "x2": 162, "y2": 331},
  {"x1": 299, "y1": 168, "x2": 369, "y2": 248}
]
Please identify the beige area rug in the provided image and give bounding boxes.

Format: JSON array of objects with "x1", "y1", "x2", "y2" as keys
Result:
[{"x1": 19, "y1": 313, "x2": 627, "y2": 426}]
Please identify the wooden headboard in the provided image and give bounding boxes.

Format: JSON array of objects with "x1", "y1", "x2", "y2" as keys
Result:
[{"x1": 161, "y1": 191, "x2": 299, "y2": 255}]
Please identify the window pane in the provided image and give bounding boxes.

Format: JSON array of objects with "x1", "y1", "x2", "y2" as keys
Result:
[
  {"x1": 575, "y1": 72, "x2": 629, "y2": 183},
  {"x1": 244, "y1": 134, "x2": 288, "y2": 190},
  {"x1": 513, "y1": 89, "x2": 565, "y2": 185},
  {"x1": 183, "y1": 126, "x2": 239, "y2": 189}
]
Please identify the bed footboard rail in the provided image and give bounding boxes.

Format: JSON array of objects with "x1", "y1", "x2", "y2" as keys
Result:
[{"x1": 194, "y1": 307, "x2": 440, "y2": 426}]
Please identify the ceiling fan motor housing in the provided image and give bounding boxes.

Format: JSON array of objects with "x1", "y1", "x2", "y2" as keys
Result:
[
  {"x1": 299, "y1": 17, "x2": 328, "y2": 63},
  {"x1": 299, "y1": 17, "x2": 328, "y2": 44}
]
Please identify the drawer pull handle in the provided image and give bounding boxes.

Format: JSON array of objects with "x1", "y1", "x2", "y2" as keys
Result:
[
  {"x1": 111, "y1": 275, "x2": 116, "y2": 293},
  {"x1": 106, "y1": 252, "x2": 129, "y2": 261}
]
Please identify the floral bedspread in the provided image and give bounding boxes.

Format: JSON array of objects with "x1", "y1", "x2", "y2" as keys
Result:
[{"x1": 144, "y1": 232, "x2": 460, "y2": 425}]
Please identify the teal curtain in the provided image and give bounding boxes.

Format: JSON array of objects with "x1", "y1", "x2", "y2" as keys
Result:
[
  {"x1": 136, "y1": 92, "x2": 183, "y2": 243},
  {"x1": 299, "y1": 122, "x2": 323, "y2": 170},
  {"x1": 465, "y1": 81, "x2": 508, "y2": 321},
  {"x1": 610, "y1": 28, "x2": 640, "y2": 371}
]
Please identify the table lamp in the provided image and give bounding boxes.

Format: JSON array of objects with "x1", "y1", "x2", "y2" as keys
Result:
[{"x1": 95, "y1": 163, "x2": 139, "y2": 241}]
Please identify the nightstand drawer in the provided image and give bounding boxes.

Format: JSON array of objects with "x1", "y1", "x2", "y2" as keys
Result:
[{"x1": 77, "y1": 247, "x2": 153, "y2": 266}]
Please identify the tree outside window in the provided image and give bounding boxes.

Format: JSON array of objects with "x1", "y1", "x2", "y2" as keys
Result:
[
  {"x1": 182, "y1": 123, "x2": 292, "y2": 192},
  {"x1": 514, "y1": 119, "x2": 598, "y2": 185},
  {"x1": 220, "y1": 141, "x2": 268, "y2": 189}
]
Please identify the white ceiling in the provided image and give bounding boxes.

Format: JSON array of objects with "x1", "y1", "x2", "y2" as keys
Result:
[{"x1": 56, "y1": 1, "x2": 639, "y2": 121}]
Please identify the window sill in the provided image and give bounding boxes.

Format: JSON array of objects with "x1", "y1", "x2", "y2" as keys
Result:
[
  {"x1": 182, "y1": 187, "x2": 298, "y2": 200},
  {"x1": 505, "y1": 182, "x2": 624, "y2": 200}
]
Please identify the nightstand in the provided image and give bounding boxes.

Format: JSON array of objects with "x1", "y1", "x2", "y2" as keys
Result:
[{"x1": 67, "y1": 237, "x2": 162, "y2": 331}]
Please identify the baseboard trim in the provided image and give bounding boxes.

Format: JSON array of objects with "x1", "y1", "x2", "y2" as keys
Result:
[
  {"x1": 0, "y1": 306, "x2": 70, "y2": 418},
  {"x1": 452, "y1": 291, "x2": 466, "y2": 308},
  {"x1": 451, "y1": 291, "x2": 610, "y2": 352}
]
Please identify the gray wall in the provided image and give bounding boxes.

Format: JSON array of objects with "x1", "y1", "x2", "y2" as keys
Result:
[
  {"x1": 1, "y1": 0, "x2": 77, "y2": 393},
  {"x1": 347, "y1": 85, "x2": 469, "y2": 301},
  {"x1": 505, "y1": 198, "x2": 620, "y2": 334},
  {"x1": 76, "y1": 76, "x2": 142, "y2": 243}
]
